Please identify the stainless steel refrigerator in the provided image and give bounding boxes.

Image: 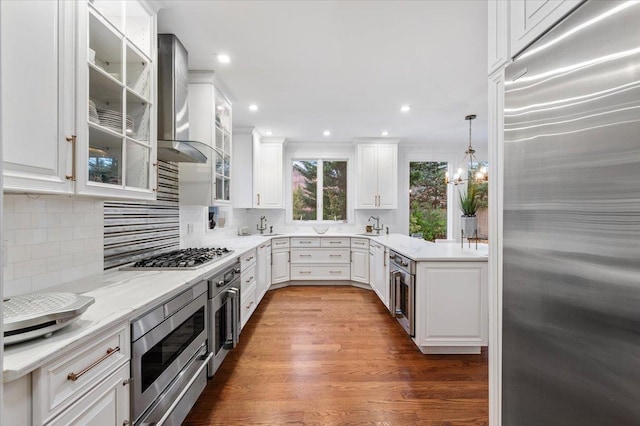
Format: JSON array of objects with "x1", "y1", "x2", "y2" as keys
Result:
[{"x1": 503, "y1": 1, "x2": 640, "y2": 424}]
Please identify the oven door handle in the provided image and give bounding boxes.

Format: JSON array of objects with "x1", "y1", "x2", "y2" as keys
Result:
[
  {"x1": 154, "y1": 351, "x2": 214, "y2": 426},
  {"x1": 228, "y1": 288, "x2": 240, "y2": 348},
  {"x1": 394, "y1": 272, "x2": 403, "y2": 317},
  {"x1": 389, "y1": 270, "x2": 400, "y2": 315}
]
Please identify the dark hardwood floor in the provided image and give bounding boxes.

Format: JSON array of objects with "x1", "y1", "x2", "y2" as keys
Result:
[{"x1": 185, "y1": 285, "x2": 488, "y2": 425}]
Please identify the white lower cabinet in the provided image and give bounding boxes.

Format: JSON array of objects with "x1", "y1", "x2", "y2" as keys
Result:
[
  {"x1": 414, "y1": 262, "x2": 488, "y2": 354},
  {"x1": 290, "y1": 237, "x2": 351, "y2": 281},
  {"x1": 266, "y1": 244, "x2": 272, "y2": 289},
  {"x1": 241, "y1": 255, "x2": 258, "y2": 327},
  {"x1": 3, "y1": 374, "x2": 32, "y2": 424},
  {"x1": 47, "y1": 362, "x2": 130, "y2": 426},
  {"x1": 271, "y1": 238, "x2": 290, "y2": 284},
  {"x1": 370, "y1": 242, "x2": 389, "y2": 308},
  {"x1": 350, "y1": 238, "x2": 369, "y2": 284},
  {"x1": 241, "y1": 281, "x2": 257, "y2": 329},
  {"x1": 28, "y1": 322, "x2": 131, "y2": 425},
  {"x1": 290, "y1": 264, "x2": 350, "y2": 280},
  {"x1": 256, "y1": 241, "x2": 271, "y2": 303}
]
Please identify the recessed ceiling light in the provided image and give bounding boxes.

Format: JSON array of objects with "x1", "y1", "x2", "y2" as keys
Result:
[
  {"x1": 265, "y1": 130, "x2": 273, "y2": 136},
  {"x1": 323, "y1": 130, "x2": 331, "y2": 136},
  {"x1": 400, "y1": 105, "x2": 411, "y2": 113},
  {"x1": 216, "y1": 105, "x2": 225, "y2": 111},
  {"x1": 381, "y1": 131, "x2": 389, "y2": 136},
  {"x1": 217, "y1": 54, "x2": 231, "y2": 64},
  {"x1": 249, "y1": 104, "x2": 258, "y2": 112}
]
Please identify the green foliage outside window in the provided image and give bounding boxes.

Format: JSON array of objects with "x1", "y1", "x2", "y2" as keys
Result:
[
  {"x1": 293, "y1": 160, "x2": 347, "y2": 222},
  {"x1": 409, "y1": 161, "x2": 448, "y2": 241},
  {"x1": 322, "y1": 161, "x2": 347, "y2": 221}
]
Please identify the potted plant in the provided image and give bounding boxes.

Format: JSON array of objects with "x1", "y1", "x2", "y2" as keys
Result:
[{"x1": 459, "y1": 182, "x2": 479, "y2": 238}]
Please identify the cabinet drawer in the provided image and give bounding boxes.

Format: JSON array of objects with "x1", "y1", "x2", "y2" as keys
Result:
[
  {"x1": 242, "y1": 263, "x2": 257, "y2": 287},
  {"x1": 291, "y1": 265, "x2": 351, "y2": 280},
  {"x1": 33, "y1": 322, "x2": 130, "y2": 425},
  {"x1": 350, "y1": 238, "x2": 370, "y2": 249},
  {"x1": 241, "y1": 281, "x2": 257, "y2": 328},
  {"x1": 321, "y1": 237, "x2": 350, "y2": 248},
  {"x1": 290, "y1": 248, "x2": 350, "y2": 264},
  {"x1": 47, "y1": 362, "x2": 130, "y2": 426},
  {"x1": 240, "y1": 249, "x2": 257, "y2": 270},
  {"x1": 291, "y1": 237, "x2": 320, "y2": 247},
  {"x1": 271, "y1": 238, "x2": 290, "y2": 249}
]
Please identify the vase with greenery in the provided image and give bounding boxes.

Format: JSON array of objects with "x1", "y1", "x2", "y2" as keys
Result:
[{"x1": 459, "y1": 183, "x2": 479, "y2": 237}]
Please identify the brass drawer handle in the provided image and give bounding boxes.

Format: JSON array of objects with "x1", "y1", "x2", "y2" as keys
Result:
[{"x1": 67, "y1": 346, "x2": 120, "y2": 381}]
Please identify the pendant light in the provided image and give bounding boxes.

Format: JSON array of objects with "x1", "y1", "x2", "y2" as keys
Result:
[{"x1": 445, "y1": 114, "x2": 488, "y2": 185}]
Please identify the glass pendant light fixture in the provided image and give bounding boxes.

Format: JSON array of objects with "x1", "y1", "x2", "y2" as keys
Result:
[{"x1": 446, "y1": 114, "x2": 488, "y2": 185}]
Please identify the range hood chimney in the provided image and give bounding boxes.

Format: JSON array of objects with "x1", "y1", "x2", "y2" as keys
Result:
[{"x1": 157, "y1": 34, "x2": 209, "y2": 163}]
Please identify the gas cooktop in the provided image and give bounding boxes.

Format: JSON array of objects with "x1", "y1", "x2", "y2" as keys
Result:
[{"x1": 121, "y1": 247, "x2": 234, "y2": 270}]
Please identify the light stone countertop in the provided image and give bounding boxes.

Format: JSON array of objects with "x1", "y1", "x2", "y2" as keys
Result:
[{"x1": 2, "y1": 232, "x2": 486, "y2": 382}]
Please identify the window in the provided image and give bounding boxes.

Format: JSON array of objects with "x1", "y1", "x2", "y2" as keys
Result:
[
  {"x1": 409, "y1": 161, "x2": 448, "y2": 241},
  {"x1": 292, "y1": 160, "x2": 347, "y2": 222}
]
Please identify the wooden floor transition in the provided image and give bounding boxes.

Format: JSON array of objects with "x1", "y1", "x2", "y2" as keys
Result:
[{"x1": 184, "y1": 285, "x2": 488, "y2": 425}]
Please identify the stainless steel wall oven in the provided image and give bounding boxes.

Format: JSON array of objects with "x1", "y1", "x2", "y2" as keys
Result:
[
  {"x1": 131, "y1": 280, "x2": 211, "y2": 426},
  {"x1": 389, "y1": 250, "x2": 416, "y2": 336},
  {"x1": 208, "y1": 258, "x2": 242, "y2": 377}
]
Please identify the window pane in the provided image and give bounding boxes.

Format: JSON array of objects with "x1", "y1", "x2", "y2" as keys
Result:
[
  {"x1": 322, "y1": 161, "x2": 347, "y2": 221},
  {"x1": 292, "y1": 160, "x2": 317, "y2": 220},
  {"x1": 409, "y1": 162, "x2": 447, "y2": 241}
]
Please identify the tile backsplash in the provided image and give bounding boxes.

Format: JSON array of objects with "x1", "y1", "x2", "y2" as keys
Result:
[{"x1": 3, "y1": 194, "x2": 104, "y2": 297}]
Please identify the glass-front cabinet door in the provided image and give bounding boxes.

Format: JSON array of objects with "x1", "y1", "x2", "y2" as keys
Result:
[
  {"x1": 214, "y1": 91, "x2": 232, "y2": 202},
  {"x1": 76, "y1": 0, "x2": 157, "y2": 199}
]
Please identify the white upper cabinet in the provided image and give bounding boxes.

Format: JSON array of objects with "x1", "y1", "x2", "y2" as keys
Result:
[
  {"x1": 1, "y1": 0, "x2": 75, "y2": 194},
  {"x1": 253, "y1": 137, "x2": 285, "y2": 209},
  {"x1": 231, "y1": 128, "x2": 255, "y2": 208},
  {"x1": 2, "y1": 0, "x2": 159, "y2": 199},
  {"x1": 509, "y1": 0, "x2": 582, "y2": 58},
  {"x1": 180, "y1": 71, "x2": 232, "y2": 205},
  {"x1": 355, "y1": 142, "x2": 398, "y2": 209},
  {"x1": 76, "y1": 0, "x2": 158, "y2": 199},
  {"x1": 488, "y1": 0, "x2": 510, "y2": 75},
  {"x1": 232, "y1": 131, "x2": 284, "y2": 209}
]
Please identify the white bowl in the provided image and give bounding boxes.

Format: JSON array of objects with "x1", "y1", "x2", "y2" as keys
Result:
[{"x1": 312, "y1": 226, "x2": 329, "y2": 234}]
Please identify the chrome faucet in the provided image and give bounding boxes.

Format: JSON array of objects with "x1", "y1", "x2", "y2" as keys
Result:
[
  {"x1": 257, "y1": 216, "x2": 267, "y2": 234},
  {"x1": 369, "y1": 216, "x2": 383, "y2": 235}
]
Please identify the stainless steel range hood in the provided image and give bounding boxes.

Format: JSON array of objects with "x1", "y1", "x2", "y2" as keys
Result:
[{"x1": 157, "y1": 34, "x2": 213, "y2": 163}]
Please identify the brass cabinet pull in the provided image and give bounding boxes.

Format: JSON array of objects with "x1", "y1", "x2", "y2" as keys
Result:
[
  {"x1": 67, "y1": 346, "x2": 120, "y2": 381},
  {"x1": 257, "y1": 193, "x2": 261, "y2": 205},
  {"x1": 65, "y1": 135, "x2": 76, "y2": 181}
]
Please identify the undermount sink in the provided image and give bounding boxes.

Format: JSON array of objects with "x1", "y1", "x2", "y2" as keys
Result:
[
  {"x1": 265, "y1": 233, "x2": 284, "y2": 236},
  {"x1": 355, "y1": 233, "x2": 381, "y2": 236}
]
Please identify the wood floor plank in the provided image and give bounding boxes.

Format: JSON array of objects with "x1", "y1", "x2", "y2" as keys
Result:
[{"x1": 184, "y1": 285, "x2": 488, "y2": 425}]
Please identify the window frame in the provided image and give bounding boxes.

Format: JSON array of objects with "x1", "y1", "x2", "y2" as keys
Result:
[{"x1": 290, "y1": 158, "x2": 349, "y2": 224}]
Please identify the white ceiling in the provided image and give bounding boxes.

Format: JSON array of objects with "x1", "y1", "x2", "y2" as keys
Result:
[{"x1": 157, "y1": 0, "x2": 488, "y2": 149}]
